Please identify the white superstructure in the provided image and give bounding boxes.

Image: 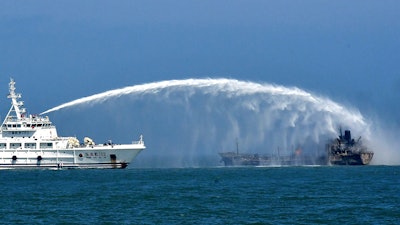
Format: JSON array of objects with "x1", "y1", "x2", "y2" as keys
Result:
[{"x1": 0, "y1": 79, "x2": 145, "y2": 169}]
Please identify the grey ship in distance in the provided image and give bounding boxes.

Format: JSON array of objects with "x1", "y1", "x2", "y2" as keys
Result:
[{"x1": 219, "y1": 129, "x2": 374, "y2": 166}]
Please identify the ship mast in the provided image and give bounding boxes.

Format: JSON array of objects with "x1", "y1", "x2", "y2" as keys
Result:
[
  {"x1": 10, "y1": 78, "x2": 26, "y2": 119},
  {"x1": 2, "y1": 79, "x2": 25, "y2": 126},
  {"x1": 236, "y1": 138, "x2": 239, "y2": 155}
]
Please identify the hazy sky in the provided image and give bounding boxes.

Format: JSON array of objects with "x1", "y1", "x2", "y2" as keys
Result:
[{"x1": 1, "y1": 0, "x2": 399, "y2": 126}]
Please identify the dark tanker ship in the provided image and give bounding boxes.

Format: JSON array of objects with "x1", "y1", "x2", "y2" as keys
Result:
[{"x1": 219, "y1": 129, "x2": 374, "y2": 166}]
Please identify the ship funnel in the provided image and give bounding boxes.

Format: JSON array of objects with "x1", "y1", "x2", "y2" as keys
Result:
[{"x1": 344, "y1": 130, "x2": 351, "y2": 142}]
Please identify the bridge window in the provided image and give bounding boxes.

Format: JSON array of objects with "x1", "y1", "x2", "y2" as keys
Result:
[
  {"x1": 25, "y1": 143, "x2": 36, "y2": 149},
  {"x1": 40, "y1": 143, "x2": 53, "y2": 149},
  {"x1": 10, "y1": 143, "x2": 21, "y2": 149}
]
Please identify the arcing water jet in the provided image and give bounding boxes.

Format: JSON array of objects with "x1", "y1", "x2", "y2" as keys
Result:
[{"x1": 41, "y1": 78, "x2": 373, "y2": 167}]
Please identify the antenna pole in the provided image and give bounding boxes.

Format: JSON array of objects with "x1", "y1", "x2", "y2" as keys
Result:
[{"x1": 236, "y1": 138, "x2": 239, "y2": 155}]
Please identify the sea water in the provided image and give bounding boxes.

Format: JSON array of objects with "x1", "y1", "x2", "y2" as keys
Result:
[{"x1": 1, "y1": 166, "x2": 398, "y2": 224}]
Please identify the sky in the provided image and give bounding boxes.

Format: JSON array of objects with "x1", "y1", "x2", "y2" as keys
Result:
[{"x1": 0, "y1": 1, "x2": 399, "y2": 165}]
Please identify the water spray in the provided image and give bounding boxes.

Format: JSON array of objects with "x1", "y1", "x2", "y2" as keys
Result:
[{"x1": 41, "y1": 78, "x2": 375, "y2": 167}]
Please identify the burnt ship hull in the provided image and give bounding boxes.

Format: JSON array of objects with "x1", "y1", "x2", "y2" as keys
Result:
[
  {"x1": 219, "y1": 152, "x2": 265, "y2": 166},
  {"x1": 329, "y1": 152, "x2": 374, "y2": 165},
  {"x1": 219, "y1": 152, "x2": 325, "y2": 166},
  {"x1": 219, "y1": 151, "x2": 373, "y2": 166}
]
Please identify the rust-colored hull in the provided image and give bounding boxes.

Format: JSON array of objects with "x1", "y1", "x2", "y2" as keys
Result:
[{"x1": 329, "y1": 152, "x2": 374, "y2": 165}]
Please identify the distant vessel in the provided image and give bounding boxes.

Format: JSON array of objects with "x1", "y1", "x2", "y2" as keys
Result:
[
  {"x1": 219, "y1": 150, "x2": 322, "y2": 167},
  {"x1": 219, "y1": 129, "x2": 373, "y2": 166},
  {"x1": 219, "y1": 139, "x2": 321, "y2": 166},
  {"x1": 0, "y1": 79, "x2": 145, "y2": 169},
  {"x1": 327, "y1": 129, "x2": 373, "y2": 165}
]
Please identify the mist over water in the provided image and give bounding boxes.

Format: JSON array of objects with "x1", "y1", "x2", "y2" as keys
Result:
[{"x1": 41, "y1": 78, "x2": 398, "y2": 167}]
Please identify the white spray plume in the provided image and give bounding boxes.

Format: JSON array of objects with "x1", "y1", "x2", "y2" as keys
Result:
[{"x1": 41, "y1": 78, "x2": 364, "y2": 125}]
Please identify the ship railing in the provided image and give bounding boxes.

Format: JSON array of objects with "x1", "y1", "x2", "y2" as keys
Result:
[{"x1": 132, "y1": 135, "x2": 144, "y2": 145}]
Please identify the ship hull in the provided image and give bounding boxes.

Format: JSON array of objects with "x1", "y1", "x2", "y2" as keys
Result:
[
  {"x1": 0, "y1": 145, "x2": 144, "y2": 169},
  {"x1": 219, "y1": 152, "x2": 325, "y2": 167},
  {"x1": 219, "y1": 152, "x2": 264, "y2": 166},
  {"x1": 0, "y1": 163, "x2": 130, "y2": 169},
  {"x1": 329, "y1": 152, "x2": 374, "y2": 165},
  {"x1": 220, "y1": 152, "x2": 374, "y2": 167}
]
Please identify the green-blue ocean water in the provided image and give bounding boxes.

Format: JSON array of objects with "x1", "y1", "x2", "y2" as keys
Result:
[{"x1": 1, "y1": 166, "x2": 399, "y2": 224}]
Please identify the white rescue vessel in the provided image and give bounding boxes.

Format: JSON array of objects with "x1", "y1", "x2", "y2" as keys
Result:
[{"x1": 0, "y1": 79, "x2": 145, "y2": 169}]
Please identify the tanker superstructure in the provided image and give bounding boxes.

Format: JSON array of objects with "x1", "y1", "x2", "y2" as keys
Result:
[
  {"x1": 0, "y1": 79, "x2": 145, "y2": 169},
  {"x1": 327, "y1": 129, "x2": 373, "y2": 165}
]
